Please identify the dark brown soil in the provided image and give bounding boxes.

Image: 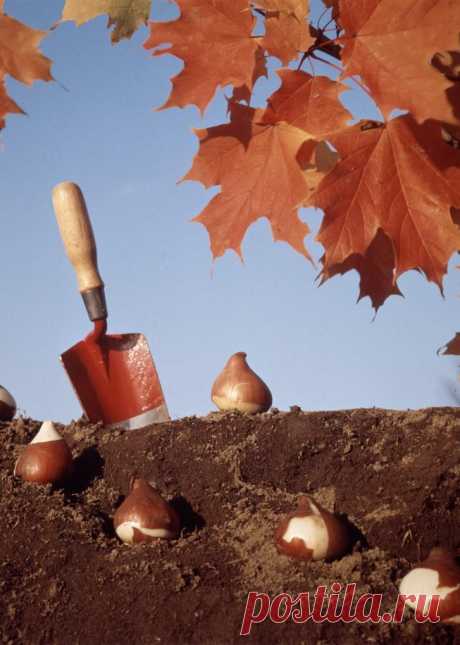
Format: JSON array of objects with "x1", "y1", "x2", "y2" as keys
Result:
[{"x1": 1, "y1": 407, "x2": 460, "y2": 644}]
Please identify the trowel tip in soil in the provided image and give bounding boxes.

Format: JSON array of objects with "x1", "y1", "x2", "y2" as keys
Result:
[{"x1": 61, "y1": 332, "x2": 169, "y2": 430}]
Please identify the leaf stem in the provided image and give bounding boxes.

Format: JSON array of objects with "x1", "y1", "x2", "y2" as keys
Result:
[
  {"x1": 309, "y1": 27, "x2": 342, "y2": 61},
  {"x1": 309, "y1": 51, "x2": 343, "y2": 75},
  {"x1": 316, "y1": 6, "x2": 330, "y2": 29},
  {"x1": 253, "y1": 7, "x2": 265, "y2": 18},
  {"x1": 297, "y1": 51, "x2": 309, "y2": 71},
  {"x1": 310, "y1": 51, "x2": 374, "y2": 100}
]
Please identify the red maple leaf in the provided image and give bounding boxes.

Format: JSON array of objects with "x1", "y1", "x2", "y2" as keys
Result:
[
  {"x1": 254, "y1": 0, "x2": 313, "y2": 65},
  {"x1": 264, "y1": 69, "x2": 350, "y2": 137},
  {"x1": 310, "y1": 117, "x2": 460, "y2": 290},
  {"x1": 183, "y1": 71, "x2": 349, "y2": 261},
  {"x1": 319, "y1": 228, "x2": 403, "y2": 312},
  {"x1": 339, "y1": 0, "x2": 460, "y2": 124},
  {"x1": 144, "y1": 0, "x2": 264, "y2": 113},
  {"x1": 0, "y1": 1, "x2": 53, "y2": 129},
  {"x1": 183, "y1": 102, "x2": 315, "y2": 259}
]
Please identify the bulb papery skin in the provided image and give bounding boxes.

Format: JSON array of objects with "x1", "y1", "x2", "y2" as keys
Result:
[
  {"x1": 31, "y1": 421, "x2": 62, "y2": 444},
  {"x1": 0, "y1": 385, "x2": 16, "y2": 421},
  {"x1": 399, "y1": 548, "x2": 460, "y2": 623},
  {"x1": 281, "y1": 515, "x2": 329, "y2": 561},
  {"x1": 211, "y1": 352, "x2": 272, "y2": 414},
  {"x1": 115, "y1": 521, "x2": 177, "y2": 544},
  {"x1": 275, "y1": 496, "x2": 351, "y2": 562},
  {"x1": 399, "y1": 568, "x2": 459, "y2": 616},
  {"x1": 14, "y1": 421, "x2": 73, "y2": 484},
  {"x1": 212, "y1": 391, "x2": 265, "y2": 414}
]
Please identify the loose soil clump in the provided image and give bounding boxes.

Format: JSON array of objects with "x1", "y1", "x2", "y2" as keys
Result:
[{"x1": 1, "y1": 406, "x2": 460, "y2": 644}]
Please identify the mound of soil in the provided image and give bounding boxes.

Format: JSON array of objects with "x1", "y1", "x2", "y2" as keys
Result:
[{"x1": 1, "y1": 406, "x2": 460, "y2": 644}]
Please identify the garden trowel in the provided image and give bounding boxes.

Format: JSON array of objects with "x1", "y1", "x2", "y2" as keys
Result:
[{"x1": 52, "y1": 181, "x2": 170, "y2": 430}]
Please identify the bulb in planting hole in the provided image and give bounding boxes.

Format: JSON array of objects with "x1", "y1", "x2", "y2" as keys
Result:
[
  {"x1": 275, "y1": 495, "x2": 352, "y2": 562},
  {"x1": 113, "y1": 478, "x2": 181, "y2": 544},
  {"x1": 211, "y1": 352, "x2": 272, "y2": 414},
  {"x1": 14, "y1": 421, "x2": 73, "y2": 484},
  {"x1": 399, "y1": 547, "x2": 460, "y2": 623},
  {"x1": 0, "y1": 385, "x2": 16, "y2": 421}
]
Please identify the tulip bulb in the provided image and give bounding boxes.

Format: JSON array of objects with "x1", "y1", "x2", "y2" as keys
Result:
[
  {"x1": 275, "y1": 496, "x2": 352, "y2": 562},
  {"x1": 399, "y1": 547, "x2": 460, "y2": 623},
  {"x1": 14, "y1": 421, "x2": 73, "y2": 484},
  {"x1": 0, "y1": 385, "x2": 16, "y2": 421},
  {"x1": 211, "y1": 352, "x2": 272, "y2": 414},
  {"x1": 114, "y1": 478, "x2": 181, "y2": 544}
]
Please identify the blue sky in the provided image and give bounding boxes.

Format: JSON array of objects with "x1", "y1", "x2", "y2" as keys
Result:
[{"x1": 2, "y1": 0, "x2": 460, "y2": 422}]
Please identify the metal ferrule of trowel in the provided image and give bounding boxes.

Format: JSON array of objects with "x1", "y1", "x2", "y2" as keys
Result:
[{"x1": 52, "y1": 182, "x2": 170, "y2": 431}]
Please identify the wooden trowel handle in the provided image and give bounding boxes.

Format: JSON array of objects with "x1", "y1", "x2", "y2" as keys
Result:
[{"x1": 52, "y1": 181, "x2": 107, "y2": 321}]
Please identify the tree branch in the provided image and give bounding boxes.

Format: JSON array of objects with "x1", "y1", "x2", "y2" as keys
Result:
[{"x1": 309, "y1": 26, "x2": 341, "y2": 61}]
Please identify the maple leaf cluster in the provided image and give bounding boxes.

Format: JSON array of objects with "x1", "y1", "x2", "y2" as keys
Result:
[
  {"x1": 144, "y1": 0, "x2": 460, "y2": 356},
  {"x1": 143, "y1": 0, "x2": 460, "y2": 313},
  {"x1": 2, "y1": 0, "x2": 460, "y2": 342}
]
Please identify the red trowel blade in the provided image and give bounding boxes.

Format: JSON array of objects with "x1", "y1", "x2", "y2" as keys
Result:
[{"x1": 61, "y1": 332, "x2": 169, "y2": 430}]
